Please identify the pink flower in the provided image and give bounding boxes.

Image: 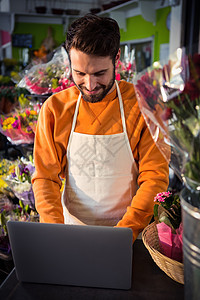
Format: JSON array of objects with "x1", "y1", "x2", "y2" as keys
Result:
[
  {"x1": 51, "y1": 81, "x2": 75, "y2": 93},
  {"x1": 127, "y1": 62, "x2": 132, "y2": 70},
  {"x1": 12, "y1": 119, "x2": 19, "y2": 129},
  {"x1": 25, "y1": 76, "x2": 50, "y2": 94},
  {"x1": 158, "y1": 196, "x2": 165, "y2": 202},
  {"x1": 52, "y1": 86, "x2": 62, "y2": 93},
  {"x1": 115, "y1": 73, "x2": 121, "y2": 80},
  {"x1": 154, "y1": 191, "x2": 172, "y2": 202}
]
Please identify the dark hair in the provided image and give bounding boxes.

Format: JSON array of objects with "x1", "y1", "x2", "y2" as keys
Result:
[{"x1": 65, "y1": 14, "x2": 120, "y2": 60}]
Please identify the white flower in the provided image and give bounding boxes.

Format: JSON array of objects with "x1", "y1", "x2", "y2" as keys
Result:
[{"x1": 13, "y1": 181, "x2": 31, "y2": 193}]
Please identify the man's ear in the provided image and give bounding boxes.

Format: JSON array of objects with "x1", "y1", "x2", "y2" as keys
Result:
[{"x1": 115, "y1": 49, "x2": 121, "y2": 66}]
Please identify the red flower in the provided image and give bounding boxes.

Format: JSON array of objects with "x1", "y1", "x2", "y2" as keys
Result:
[{"x1": 25, "y1": 109, "x2": 30, "y2": 116}]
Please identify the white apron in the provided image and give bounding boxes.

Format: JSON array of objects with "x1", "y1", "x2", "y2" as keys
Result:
[{"x1": 62, "y1": 81, "x2": 138, "y2": 226}]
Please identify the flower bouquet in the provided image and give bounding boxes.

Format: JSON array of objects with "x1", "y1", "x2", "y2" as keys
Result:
[
  {"x1": 116, "y1": 46, "x2": 137, "y2": 82},
  {"x1": 0, "y1": 199, "x2": 39, "y2": 259},
  {"x1": 0, "y1": 158, "x2": 38, "y2": 259},
  {"x1": 133, "y1": 48, "x2": 200, "y2": 207},
  {"x1": 4, "y1": 157, "x2": 35, "y2": 210},
  {"x1": 0, "y1": 114, "x2": 24, "y2": 144},
  {"x1": 17, "y1": 102, "x2": 42, "y2": 134},
  {"x1": 18, "y1": 46, "x2": 74, "y2": 95},
  {"x1": 0, "y1": 100, "x2": 42, "y2": 144},
  {"x1": 0, "y1": 113, "x2": 34, "y2": 145}
]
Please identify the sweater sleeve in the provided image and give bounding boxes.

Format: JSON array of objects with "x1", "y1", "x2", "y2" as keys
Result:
[
  {"x1": 116, "y1": 123, "x2": 169, "y2": 242},
  {"x1": 32, "y1": 101, "x2": 66, "y2": 224}
]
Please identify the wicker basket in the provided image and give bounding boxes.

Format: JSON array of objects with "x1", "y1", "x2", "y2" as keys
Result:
[{"x1": 142, "y1": 221, "x2": 184, "y2": 284}]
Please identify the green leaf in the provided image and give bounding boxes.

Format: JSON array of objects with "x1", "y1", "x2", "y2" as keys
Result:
[
  {"x1": 19, "y1": 200, "x2": 24, "y2": 209},
  {"x1": 154, "y1": 204, "x2": 159, "y2": 217}
]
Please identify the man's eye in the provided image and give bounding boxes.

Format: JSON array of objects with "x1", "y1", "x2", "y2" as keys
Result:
[
  {"x1": 95, "y1": 72, "x2": 105, "y2": 77},
  {"x1": 77, "y1": 72, "x2": 85, "y2": 76}
]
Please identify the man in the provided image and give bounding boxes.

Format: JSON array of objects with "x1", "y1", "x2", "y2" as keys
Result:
[{"x1": 32, "y1": 14, "x2": 169, "y2": 242}]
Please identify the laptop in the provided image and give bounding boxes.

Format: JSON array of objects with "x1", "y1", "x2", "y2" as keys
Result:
[{"x1": 7, "y1": 221, "x2": 133, "y2": 290}]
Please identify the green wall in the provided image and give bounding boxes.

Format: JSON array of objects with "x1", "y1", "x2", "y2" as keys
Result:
[
  {"x1": 12, "y1": 22, "x2": 65, "y2": 61},
  {"x1": 120, "y1": 6, "x2": 171, "y2": 61}
]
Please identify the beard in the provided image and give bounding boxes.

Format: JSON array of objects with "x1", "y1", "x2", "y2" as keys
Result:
[{"x1": 73, "y1": 66, "x2": 116, "y2": 103}]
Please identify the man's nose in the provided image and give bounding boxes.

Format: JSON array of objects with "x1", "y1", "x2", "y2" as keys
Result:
[{"x1": 85, "y1": 75, "x2": 96, "y2": 91}]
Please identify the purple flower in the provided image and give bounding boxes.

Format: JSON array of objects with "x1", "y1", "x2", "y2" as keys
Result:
[
  {"x1": 18, "y1": 164, "x2": 24, "y2": 172},
  {"x1": 19, "y1": 166, "x2": 25, "y2": 175},
  {"x1": 16, "y1": 189, "x2": 35, "y2": 209},
  {"x1": 23, "y1": 167, "x2": 29, "y2": 175},
  {"x1": 26, "y1": 126, "x2": 32, "y2": 133},
  {"x1": 24, "y1": 164, "x2": 35, "y2": 175},
  {"x1": 11, "y1": 171, "x2": 16, "y2": 178}
]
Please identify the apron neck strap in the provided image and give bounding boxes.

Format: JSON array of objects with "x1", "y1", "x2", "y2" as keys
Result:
[
  {"x1": 115, "y1": 80, "x2": 127, "y2": 134},
  {"x1": 71, "y1": 92, "x2": 82, "y2": 133}
]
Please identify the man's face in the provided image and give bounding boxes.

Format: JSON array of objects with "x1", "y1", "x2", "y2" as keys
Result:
[{"x1": 70, "y1": 48, "x2": 118, "y2": 103}]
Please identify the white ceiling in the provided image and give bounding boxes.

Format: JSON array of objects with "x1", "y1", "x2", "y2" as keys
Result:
[{"x1": 0, "y1": 0, "x2": 134, "y2": 15}]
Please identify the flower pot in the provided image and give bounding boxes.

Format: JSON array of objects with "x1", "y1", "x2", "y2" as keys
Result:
[{"x1": 180, "y1": 187, "x2": 200, "y2": 300}]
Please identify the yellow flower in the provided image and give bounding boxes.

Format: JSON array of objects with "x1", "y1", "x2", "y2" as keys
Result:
[
  {"x1": 30, "y1": 110, "x2": 37, "y2": 115},
  {"x1": 153, "y1": 79, "x2": 157, "y2": 87},
  {"x1": 3, "y1": 117, "x2": 16, "y2": 125},
  {"x1": 0, "y1": 177, "x2": 7, "y2": 189},
  {"x1": 18, "y1": 93, "x2": 29, "y2": 107},
  {"x1": 3, "y1": 119, "x2": 8, "y2": 126},
  {"x1": 21, "y1": 112, "x2": 26, "y2": 118},
  {"x1": 8, "y1": 165, "x2": 15, "y2": 174}
]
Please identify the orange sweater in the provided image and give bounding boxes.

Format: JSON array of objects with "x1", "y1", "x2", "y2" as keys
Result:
[{"x1": 32, "y1": 81, "x2": 169, "y2": 242}]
